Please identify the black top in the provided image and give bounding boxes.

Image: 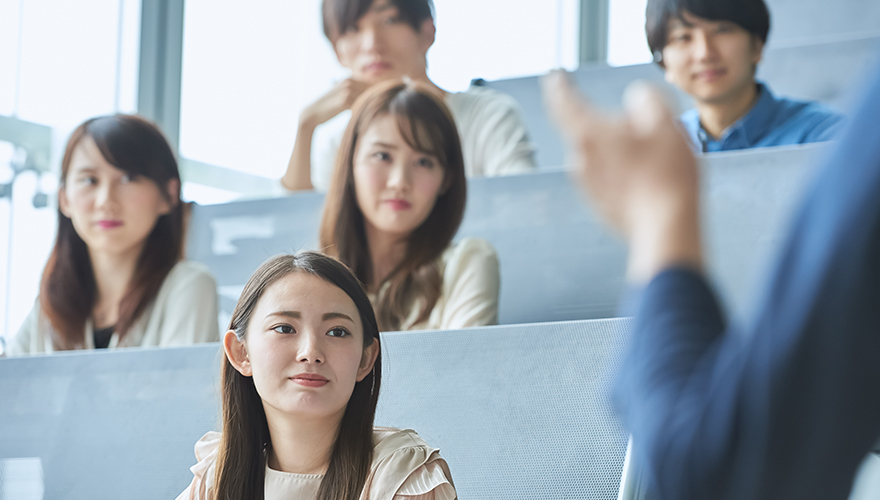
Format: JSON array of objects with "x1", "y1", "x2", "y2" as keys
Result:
[{"x1": 93, "y1": 325, "x2": 115, "y2": 349}]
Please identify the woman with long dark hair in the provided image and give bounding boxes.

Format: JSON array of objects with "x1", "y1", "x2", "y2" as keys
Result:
[
  {"x1": 177, "y1": 252, "x2": 455, "y2": 500},
  {"x1": 6, "y1": 114, "x2": 219, "y2": 355},
  {"x1": 320, "y1": 79, "x2": 500, "y2": 331}
]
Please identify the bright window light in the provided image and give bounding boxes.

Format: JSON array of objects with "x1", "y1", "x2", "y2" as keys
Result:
[
  {"x1": 178, "y1": 0, "x2": 580, "y2": 181},
  {"x1": 16, "y1": 0, "x2": 122, "y2": 128},
  {"x1": 607, "y1": 0, "x2": 653, "y2": 67},
  {"x1": 0, "y1": 0, "x2": 22, "y2": 116},
  {"x1": 430, "y1": 0, "x2": 580, "y2": 91}
]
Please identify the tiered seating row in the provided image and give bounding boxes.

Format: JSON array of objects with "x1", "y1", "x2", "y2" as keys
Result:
[
  {"x1": 486, "y1": 36, "x2": 878, "y2": 168},
  {"x1": 0, "y1": 318, "x2": 632, "y2": 500},
  {"x1": 188, "y1": 143, "x2": 827, "y2": 326}
]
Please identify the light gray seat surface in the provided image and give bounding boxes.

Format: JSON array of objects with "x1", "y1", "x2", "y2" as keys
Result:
[
  {"x1": 0, "y1": 318, "x2": 632, "y2": 500},
  {"x1": 766, "y1": 0, "x2": 880, "y2": 44},
  {"x1": 189, "y1": 143, "x2": 826, "y2": 326},
  {"x1": 486, "y1": 36, "x2": 878, "y2": 168}
]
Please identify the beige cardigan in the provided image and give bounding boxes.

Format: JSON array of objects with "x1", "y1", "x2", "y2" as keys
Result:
[
  {"x1": 370, "y1": 238, "x2": 501, "y2": 331},
  {"x1": 177, "y1": 427, "x2": 456, "y2": 500},
  {"x1": 6, "y1": 260, "x2": 220, "y2": 355}
]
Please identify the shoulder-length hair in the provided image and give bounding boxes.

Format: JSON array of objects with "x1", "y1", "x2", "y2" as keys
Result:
[
  {"x1": 213, "y1": 252, "x2": 382, "y2": 500},
  {"x1": 319, "y1": 80, "x2": 467, "y2": 331},
  {"x1": 40, "y1": 114, "x2": 183, "y2": 350}
]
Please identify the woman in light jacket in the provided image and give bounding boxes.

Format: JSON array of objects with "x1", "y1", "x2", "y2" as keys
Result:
[
  {"x1": 320, "y1": 80, "x2": 500, "y2": 332},
  {"x1": 7, "y1": 114, "x2": 219, "y2": 355},
  {"x1": 178, "y1": 252, "x2": 456, "y2": 499}
]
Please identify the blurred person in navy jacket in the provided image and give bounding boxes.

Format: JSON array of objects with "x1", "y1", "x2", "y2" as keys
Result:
[{"x1": 543, "y1": 58, "x2": 880, "y2": 499}]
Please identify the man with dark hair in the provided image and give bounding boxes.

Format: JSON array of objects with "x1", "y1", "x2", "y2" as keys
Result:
[
  {"x1": 645, "y1": 0, "x2": 844, "y2": 152},
  {"x1": 281, "y1": 0, "x2": 536, "y2": 192}
]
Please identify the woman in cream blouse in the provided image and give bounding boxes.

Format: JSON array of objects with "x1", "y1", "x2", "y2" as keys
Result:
[
  {"x1": 6, "y1": 114, "x2": 218, "y2": 356},
  {"x1": 177, "y1": 252, "x2": 456, "y2": 500},
  {"x1": 320, "y1": 79, "x2": 500, "y2": 332}
]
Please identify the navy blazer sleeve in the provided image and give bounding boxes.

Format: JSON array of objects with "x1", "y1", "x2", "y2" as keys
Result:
[{"x1": 613, "y1": 64, "x2": 880, "y2": 500}]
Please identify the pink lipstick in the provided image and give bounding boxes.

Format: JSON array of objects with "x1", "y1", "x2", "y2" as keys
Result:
[
  {"x1": 97, "y1": 220, "x2": 123, "y2": 229},
  {"x1": 290, "y1": 373, "x2": 329, "y2": 387},
  {"x1": 384, "y1": 199, "x2": 411, "y2": 211}
]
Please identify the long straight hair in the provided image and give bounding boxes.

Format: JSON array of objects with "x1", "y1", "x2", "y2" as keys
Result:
[
  {"x1": 319, "y1": 80, "x2": 467, "y2": 331},
  {"x1": 213, "y1": 252, "x2": 382, "y2": 500},
  {"x1": 40, "y1": 114, "x2": 183, "y2": 349}
]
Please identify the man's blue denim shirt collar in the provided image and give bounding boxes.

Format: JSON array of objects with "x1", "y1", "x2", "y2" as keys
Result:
[{"x1": 681, "y1": 82, "x2": 777, "y2": 152}]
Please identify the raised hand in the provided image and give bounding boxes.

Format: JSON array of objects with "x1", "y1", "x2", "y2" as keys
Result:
[
  {"x1": 301, "y1": 78, "x2": 371, "y2": 129},
  {"x1": 284, "y1": 79, "x2": 371, "y2": 191},
  {"x1": 542, "y1": 70, "x2": 704, "y2": 282}
]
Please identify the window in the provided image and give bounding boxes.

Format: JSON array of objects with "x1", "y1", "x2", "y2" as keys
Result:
[
  {"x1": 429, "y1": 0, "x2": 580, "y2": 90},
  {"x1": 178, "y1": 0, "x2": 343, "y2": 182},
  {"x1": 178, "y1": 0, "x2": 580, "y2": 181},
  {"x1": 607, "y1": 0, "x2": 653, "y2": 67},
  {"x1": 13, "y1": 0, "x2": 140, "y2": 126},
  {"x1": 0, "y1": 0, "x2": 19, "y2": 116}
]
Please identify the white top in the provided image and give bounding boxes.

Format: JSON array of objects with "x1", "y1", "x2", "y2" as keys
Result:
[
  {"x1": 308, "y1": 85, "x2": 537, "y2": 192},
  {"x1": 370, "y1": 238, "x2": 500, "y2": 331},
  {"x1": 177, "y1": 427, "x2": 457, "y2": 500},
  {"x1": 6, "y1": 260, "x2": 220, "y2": 356}
]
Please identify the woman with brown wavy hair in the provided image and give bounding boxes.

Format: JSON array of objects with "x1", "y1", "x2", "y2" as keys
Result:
[
  {"x1": 6, "y1": 114, "x2": 219, "y2": 355},
  {"x1": 177, "y1": 252, "x2": 456, "y2": 500},
  {"x1": 320, "y1": 80, "x2": 499, "y2": 332}
]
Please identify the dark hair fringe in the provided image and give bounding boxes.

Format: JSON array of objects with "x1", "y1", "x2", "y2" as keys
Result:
[
  {"x1": 322, "y1": 0, "x2": 434, "y2": 42},
  {"x1": 645, "y1": 0, "x2": 771, "y2": 64},
  {"x1": 213, "y1": 252, "x2": 382, "y2": 500},
  {"x1": 41, "y1": 114, "x2": 183, "y2": 349},
  {"x1": 319, "y1": 79, "x2": 467, "y2": 331}
]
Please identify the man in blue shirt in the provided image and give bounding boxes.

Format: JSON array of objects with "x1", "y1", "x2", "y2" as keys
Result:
[{"x1": 646, "y1": 0, "x2": 844, "y2": 152}]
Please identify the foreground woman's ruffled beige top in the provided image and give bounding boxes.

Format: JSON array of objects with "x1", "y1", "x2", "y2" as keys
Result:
[{"x1": 176, "y1": 427, "x2": 456, "y2": 500}]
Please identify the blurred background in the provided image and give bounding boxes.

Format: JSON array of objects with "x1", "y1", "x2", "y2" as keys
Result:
[{"x1": 0, "y1": 0, "x2": 656, "y2": 339}]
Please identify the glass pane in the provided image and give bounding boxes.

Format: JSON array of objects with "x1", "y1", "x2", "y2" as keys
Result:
[
  {"x1": 178, "y1": 0, "x2": 579, "y2": 181},
  {"x1": 179, "y1": 0, "x2": 343, "y2": 180},
  {"x1": 17, "y1": 0, "x2": 122, "y2": 127},
  {"x1": 1, "y1": 168, "x2": 56, "y2": 341},
  {"x1": 0, "y1": 0, "x2": 21, "y2": 116},
  {"x1": 430, "y1": 0, "x2": 580, "y2": 91},
  {"x1": 607, "y1": 0, "x2": 653, "y2": 67},
  {"x1": 117, "y1": 0, "x2": 142, "y2": 114}
]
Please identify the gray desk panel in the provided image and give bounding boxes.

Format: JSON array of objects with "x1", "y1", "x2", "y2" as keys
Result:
[
  {"x1": 486, "y1": 36, "x2": 878, "y2": 169},
  {"x1": 0, "y1": 345, "x2": 222, "y2": 499},
  {"x1": 188, "y1": 144, "x2": 827, "y2": 326},
  {"x1": 767, "y1": 0, "x2": 880, "y2": 44},
  {"x1": 0, "y1": 319, "x2": 631, "y2": 500}
]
